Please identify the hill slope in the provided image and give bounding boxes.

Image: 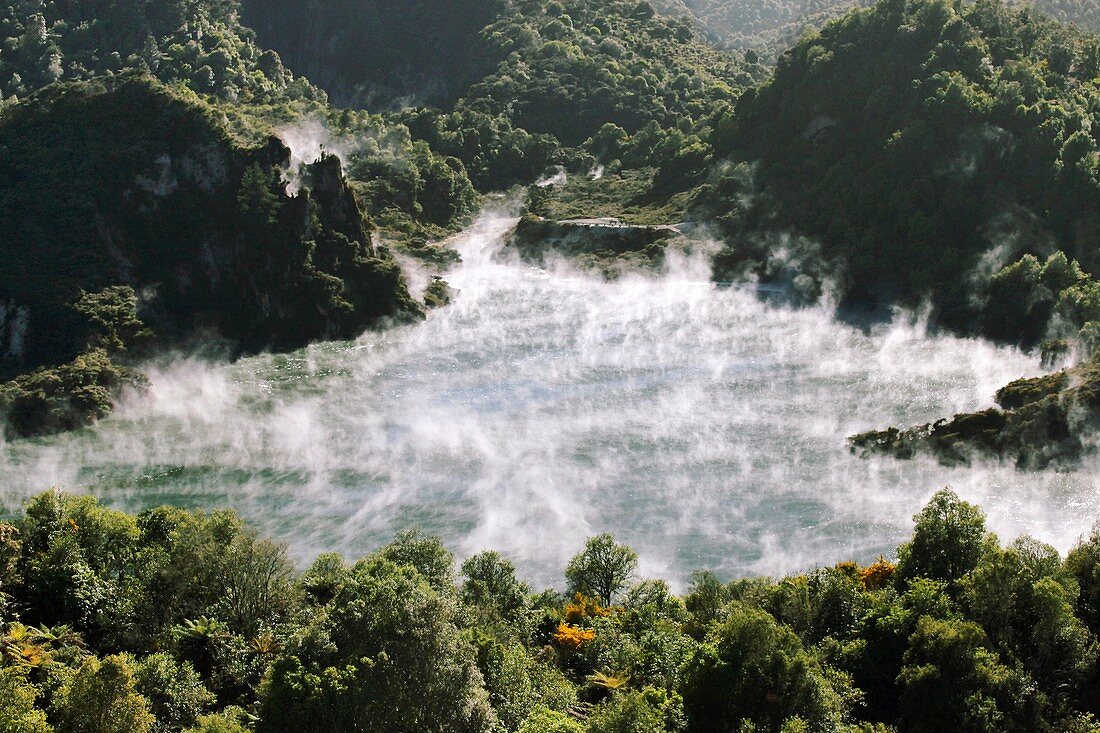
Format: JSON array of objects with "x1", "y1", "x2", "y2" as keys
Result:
[
  {"x1": 0, "y1": 76, "x2": 417, "y2": 435},
  {"x1": 243, "y1": 0, "x2": 764, "y2": 190},
  {"x1": 651, "y1": 0, "x2": 1100, "y2": 60},
  {"x1": 696, "y1": 0, "x2": 1100, "y2": 333}
]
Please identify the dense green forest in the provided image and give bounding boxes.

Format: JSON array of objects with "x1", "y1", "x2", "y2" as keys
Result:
[
  {"x1": 650, "y1": 0, "x2": 1100, "y2": 60},
  {"x1": 697, "y1": 0, "x2": 1100, "y2": 339},
  {"x1": 0, "y1": 0, "x2": 493, "y2": 435},
  {"x1": 0, "y1": 76, "x2": 423, "y2": 437},
  {"x1": 243, "y1": 0, "x2": 766, "y2": 187},
  {"x1": 0, "y1": 488, "x2": 1098, "y2": 732},
  {"x1": 0, "y1": 0, "x2": 769, "y2": 436}
]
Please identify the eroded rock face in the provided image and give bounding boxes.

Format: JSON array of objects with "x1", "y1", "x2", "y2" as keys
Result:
[
  {"x1": 0, "y1": 77, "x2": 421, "y2": 437},
  {"x1": 0, "y1": 304, "x2": 30, "y2": 362},
  {"x1": 506, "y1": 214, "x2": 682, "y2": 271},
  {"x1": 850, "y1": 360, "x2": 1100, "y2": 469},
  {"x1": 0, "y1": 76, "x2": 420, "y2": 375}
]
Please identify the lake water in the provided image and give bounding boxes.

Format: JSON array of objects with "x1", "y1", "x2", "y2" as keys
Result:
[{"x1": 2, "y1": 210, "x2": 1097, "y2": 589}]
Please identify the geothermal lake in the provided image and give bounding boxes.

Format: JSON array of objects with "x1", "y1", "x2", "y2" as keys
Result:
[{"x1": 2, "y1": 211, "x2": 1098, "y2": 588}]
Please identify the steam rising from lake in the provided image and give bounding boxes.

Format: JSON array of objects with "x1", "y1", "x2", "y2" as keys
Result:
[{"x1": 2, "y1": 211, "x2": 1098, "y2": 588}]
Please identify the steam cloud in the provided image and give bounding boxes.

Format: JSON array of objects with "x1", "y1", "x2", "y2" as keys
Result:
[{"x1": 1, "y1": 209, "x2": 1097, "y2": 590}]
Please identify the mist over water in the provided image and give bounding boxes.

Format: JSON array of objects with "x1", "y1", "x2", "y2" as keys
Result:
[{"x1": 2, "y1": 210, "x2": 1098, "y2": 589}]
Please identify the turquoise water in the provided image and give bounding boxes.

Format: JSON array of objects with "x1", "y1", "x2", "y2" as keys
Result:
[{"x1": 2, "y1": 211, "x2": 1097, "y2": 588}]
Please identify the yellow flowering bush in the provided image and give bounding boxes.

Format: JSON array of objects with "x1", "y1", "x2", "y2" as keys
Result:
[{"x1": 553, "y1": 623, "x2": 596, "y2": 651}]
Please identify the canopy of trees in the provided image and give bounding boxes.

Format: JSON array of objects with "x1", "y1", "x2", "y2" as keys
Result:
[{"x1": 1, "y1": 488, "x2": 1099, "y2": 731}]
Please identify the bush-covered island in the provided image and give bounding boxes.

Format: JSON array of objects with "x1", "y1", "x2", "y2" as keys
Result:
[{"x1": 1, "y1": 488, "x2": 1099, "y2": 732}]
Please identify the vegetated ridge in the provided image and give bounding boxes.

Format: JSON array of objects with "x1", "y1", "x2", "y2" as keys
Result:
[{"x1": 1, "y1": 488, "x2": 1100, "y2": 732}]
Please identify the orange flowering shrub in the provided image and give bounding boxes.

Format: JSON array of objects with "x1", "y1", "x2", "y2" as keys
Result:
[
  {"x1": 859, "y1": 557, "x2": 897, "y2": 591},
  {"x1": 553, "y1": 623, "x2": 596, "y2": 651},
  {"x1": 563, "y1": 593, "x2": 610, "y2": 625}
]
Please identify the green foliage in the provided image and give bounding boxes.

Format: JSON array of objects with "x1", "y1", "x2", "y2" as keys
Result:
[
  {"x1": 463, "y1": 0, "x2": 750, "y2": 147},
  {"x1": 132, "y1": 653, "x2": 215, "y2": 733},
  {"x1": 376, "y1": 528, "x2": 456, "y2": 593},
  {"x1": 681, "y1": 602, "x2": 852, "y2": 732},
  {"x1": 0, "y1": 76, "x2": 420, "y2": 437},
  {"x1": 565, "y1": 533, "x2": 639, "y2": 605},
  {"x1": 896, "y1": 617, "x2": 1039, "y2": 732},
  {"x1": 462, "y1": 550, "x2": 532, "y2": 622},
  {"x1": 516, "y1": 706, "x2": 584, "y2": 733},
  {"x1": 472, "y1": 637, "x2": 538, "y2": 730},
  {"x1": 72, "y1": 287, "x2": 153, "y2": 355},
  {"x1": 1066, "y1": 526, "x2": 1100, "y2": 635},
  {"x1": 0, "y1": 0, "x2": 320, "y2": 104},
  {"x1": 0, "y1": 666, "x2": 50, "y2": 733},
  {"x1": 256, "y1": 557, "x2": 496, "y2": 732},
  {"x1": 981, "y1": 251, "x2": 1100, "y2": 349},
  {"x1": 588, "y1": 687, "x2": 687, "y2": 733},
  {"x1": 661, "y1": 0, "x2": 1100, "y2": 63},
  {"x1": 896, "y1": 489, "x2": 988, "y2": 586},
  {"x1": 962, "y1": 537, "x2": 1097, "y2": 703},
  {"x1": 524, "y1": 168, "x2": 692, "y2": 225},
  {"x1": 244, "y1": 0, "x2": 762, "y2": 190},
  {"x1": 701, "y1": 0, "x2": 1100, "y2": 335},
  {"x1": 17, "y1": 492, "x2": 141, "y2": 638},
  {"x1": 0, "y1": 349, "x2": 146, "y2": 438},
  {"x1": 183, "y1": 710, "x2": 249, "y2": 733},
  {"x1": 51, "y1": 654, "x2": 156, "y2": 733},
  {"x1": 0, "y1": 489, "x2": 1099, "y2": 731}
]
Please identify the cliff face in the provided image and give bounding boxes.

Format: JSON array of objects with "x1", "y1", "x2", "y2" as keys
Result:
[{"x1": 0, "y1": 76, "x2": 419, "y2": 380}]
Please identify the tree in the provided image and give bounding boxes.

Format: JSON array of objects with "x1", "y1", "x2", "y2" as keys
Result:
[
  {"x1": 257, "y1": 558, "x2": 495, "y2": 733},
  {"x1": 516, "y1": 706, "x2": 584, "y2": 733},
  {"x1": 237, "y1": 163, "x2": 282, "y2": 230},
  {"x1": 897, "y1": 617, "x2": 1039, "y2": 733},
  {"x1": 588, "y1": 687, "x2": 686, "y2": 733},
  {"x1": 680, "y1": 603, "x2": 850, "y2": 733},
  {"x1": 0, "y1": 666, "x2": 50, "y2": 733},
  {"x1": 51, "y1": 655, "x2": 155, "y2": 733},
  {"x1": 132, "y1": 653, "x2": 214, "y2": 733},
  {"x1": 72, "y1": 287, "x2": 153, "y2": 355},
  {"x1": 461, "y1": 551, "x2": 530, "y2": 620},
  {"x1": 1066, "y1": 525, "x2": 1100, "y2": 636},
  {"x1": 565, "y1": 534, "x2": 638, "y2": 605},
  {"x1": 962, "y1": 537, "x2": 1097, "y2": 705},
  {"x1": 212, "y1": 531, "x2": 296, "y2": 634},
  {"x1": 0, "y1": 523, "x2": 20, "y2": 619},
  {"x1": 377, "y1": 529, "x2": 456, "y2": 592},
  {"x1": 896, "y1": 489, "x2": 988, "y2": 585},
  {"x1": 17, "y1": 492, "x2": 140, "y2": 642}
]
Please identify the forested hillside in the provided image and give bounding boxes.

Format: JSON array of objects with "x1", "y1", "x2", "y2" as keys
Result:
[
  {"x1": 243, "y1": 0, "x2": 765, "y2": 189},
  {"x1": 239, "y1": 0, "x2": 509, "y2": 109},
  {"x1": 657, "y1": 0, "x2": 1100, "y2": 463},
  {"x1": 651, "y1": 0, "x2": 1100, "y2": 59},
  {"x1": 0, "y1": 0, "x2": 319, "y2": 104},
  {"x1": 0, "y1": 0, "x2": 488, "y2": 436},
  {"x1": 695, "y1": 0, "x2": 1100, "y2": 338},
  {"x1": 0, "y1": 76, "x2": 424, "y2": 437},
  {"x1": 1, "y1": 488, "x2": 1099, "y2": 732}
]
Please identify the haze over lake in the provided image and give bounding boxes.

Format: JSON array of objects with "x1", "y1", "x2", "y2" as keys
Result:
[{"x1": 3, "y1": 211, "x2": 1097, "y2": 588}]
